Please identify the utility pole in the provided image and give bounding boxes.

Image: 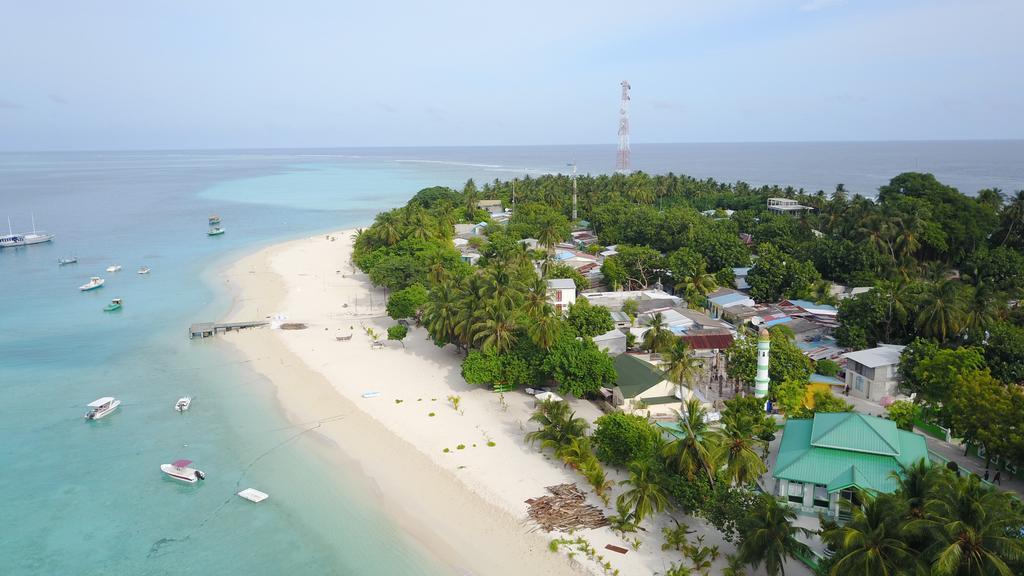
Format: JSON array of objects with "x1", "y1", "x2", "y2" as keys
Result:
[
  {"x1": 567, "y1": 162, "x2": 578, "y2": 222},
  {"x1": 616, "y1": 80, "x2": 631, "y2": 173}
]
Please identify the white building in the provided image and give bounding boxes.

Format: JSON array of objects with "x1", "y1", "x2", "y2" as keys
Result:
[
  {"x1": 546, "y1": 278, "x2": 576, "y2": 315},
  {"x1": 767, "y1": 198, "x2": 812, "y2": 214},
  {"x1": 841, "y1": 345, "x2": 906, "y2": 402}
]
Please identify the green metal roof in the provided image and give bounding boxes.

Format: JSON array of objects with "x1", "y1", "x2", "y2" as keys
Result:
[
  {"x1": 774, "y1": 414, "x2": 929, "y2": 494},
  {"x1": 642, "y1": 395, "x2": 680, "y2": 406},
  {"x1": 613, "y1": 354, "x2": 666, "y2": 399},
  {"x1": 810, "y1": 412, "x2": 901, "y2": 456}
]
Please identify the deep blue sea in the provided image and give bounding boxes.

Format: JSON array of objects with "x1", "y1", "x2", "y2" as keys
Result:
[{"x1": 1, "y1": 142, "x2": 1022, "y2": 575}]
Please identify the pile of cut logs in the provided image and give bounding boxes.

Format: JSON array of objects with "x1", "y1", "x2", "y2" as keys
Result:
[{"x1": 526, "y1": 483, "x2": 609, "y2": 532}]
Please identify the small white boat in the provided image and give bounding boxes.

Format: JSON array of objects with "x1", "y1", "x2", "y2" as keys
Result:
[
  {"x1": 238, "y1": 488, "x2": 269, "y2": 503},
  {"x1": 137, "y1": 266, "x2": 151, "y2": 275},
  {"x1": 106, "y1": 265, "x2": 122, "y2": 273},
  {"x1": 85, "y1": 397, "x2": 121, "y2": 420},
  {"x1": 79, "y1": 277, "x2": 105, "y2": 291},
  {"x1": 361, "y1": 391, "x2": 381, "y2": 398},
  {"x1": 160, "y1": 459, "x2": 206, "y2": 484},
  {"x1": 175, "y1": 396, "x2": 192, "y2": 412},
  {"x1": 58, "y1": 257, "x2": 78, "y2": 265}
]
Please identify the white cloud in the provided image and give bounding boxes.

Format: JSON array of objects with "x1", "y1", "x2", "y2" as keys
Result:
[{"x1": 800, "y1": 0, "x2": 846, "y2": 12}]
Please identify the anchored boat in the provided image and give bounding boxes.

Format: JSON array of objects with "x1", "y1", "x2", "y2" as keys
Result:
[
  {"x1": 106, "y1": 264, "x2": 122, "y2": 272},
  {"x1": 85, "y1": 397, "x2": 121, "y2": 420},
  {"x1": 137, "y1": 266, "x2": 151, "y2": 275},
  {"x1": 58, "y1": 257, "x2": 78, "y2": 265},
  {"x1": 161, "y1": 459, "x2": 206, "y2": 484},
  {"x1": 79, "y1": 277, "x2": 105, "y2": 291},
  {"x1": 208, "y1": 215, "x2": 221, "y2": 225},
  {"x1": 175, "y1": 396, "x2": 192, "y2": 412},
  {"x1": 103, "y1": 298, "x2": 122, "y2": 312},
  {"x1": 1, "y1": 214, "x2": 54, "y2": 248},
  {"x1": 207, "y1": 227, "x2": 225, "y2": 236}
]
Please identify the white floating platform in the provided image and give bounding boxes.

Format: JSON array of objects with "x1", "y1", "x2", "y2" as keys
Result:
[{"x1": 238, "y1": 488, "x2": 269, "y2": 503}]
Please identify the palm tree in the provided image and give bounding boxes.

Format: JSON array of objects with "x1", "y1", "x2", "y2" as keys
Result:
[
  {"x1": 736, "y1": 495, "x2": 811, "y2": 576},
  {"x1": 372, "y1": 212, "x2": 401, "y2": 246},
  {"x1": 579, "y1": 457, "x2": 613, "y2": 504},
  {"x1": 662, "y1": 338, "x2": 702, "y2": 398},
  {"x1": 961, "y1": 284, "x2": 1000, "y2": 339},
  {"x1": 616, "y1": 460, "x2": 668, "y2": 525},
  {"x1": 709, "y1": 411, "x2": 767, "y2": 487},
  {"x1": 641, "y1": 312, "x2": 674, "y2": 353},
  {"x1": 521, "y1": 275, "x2": 549, "y2": 321},
  {"x1": 472, "y1": 300, "x2": 517, "y2": 353},
  {"x1": 555, "y1": 435, "x2": 593, "y2": 469},
  {"x1": 682, "y1": 264, "x2": 718, "y2": 308},
  {"x1": 876, "y1": 280, "x2": 915, "y2": 342},
  {"x1": 524, "y1": 399, "x2": 589, "y2": 452},
  {"x1": 999, "y1": 190, "x2": 1024, "y2": 247},
  {"x1": 421, "y1": 280, "x2": 459, "y2": 347},
  {"x1": 890, "y1": 458, "x2": 936, "y2": 521},
  {"x1": 528, "y1": 311, "x2": 561, "y2": 350},
  {"x1": 824, "y1": 493, "x2": 919, "y2": 576},
  {"x1": 912, "y1": 473, "x2": 1024, "y2": 576},
  {"x1": 915, "y1": 280, "x2": 965, "y2": 342},
  {"x1": 537, "y1": 217, "x2": 563, "y2": 255},
  {"x1": 662, "y1": 398, "x2": 717, "y2": 485}
]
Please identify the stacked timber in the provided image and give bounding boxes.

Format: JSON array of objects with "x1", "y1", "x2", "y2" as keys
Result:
[{"x1": 526, "y1": 483, "x2": 609, "y2": 532}]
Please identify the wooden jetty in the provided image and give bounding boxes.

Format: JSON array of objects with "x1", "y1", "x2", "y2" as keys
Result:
[{"x1": 189, "y1": 320, "x2": 268, "y2": 339}]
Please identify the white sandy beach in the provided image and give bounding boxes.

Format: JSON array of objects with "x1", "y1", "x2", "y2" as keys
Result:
[{"x1": 217, "y1": 230, "x2": 793, "y2": 576}]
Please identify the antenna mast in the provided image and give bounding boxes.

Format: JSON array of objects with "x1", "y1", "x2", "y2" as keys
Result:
[
  {"x1": 616, "y1": 80, "x2": 631, "y2": 173},
  {"x1": 568, "y1": 162, "x2": 578, "y2": 221}
]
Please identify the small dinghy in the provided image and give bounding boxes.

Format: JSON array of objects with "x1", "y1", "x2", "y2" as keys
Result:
[
  {"x1": 58, "y1": 257, "x2": 78, "y2": 265},
  {"x1": 161, "y1": 459, "x2": 206, "y2": 484},
  {"x1": 207, "y1": 227, "x2": 225, "y2": 236},
  {"x1": 137, "y1": 266, "x2": 151, "y2": 275},
  {"x1": 175, "y1": 396, "x2": 192, "y2": 412},
  {"x1": 106, "y1": 264, "x2": 122, "y2": 273},
  {"x1": 361, "y1": 391, "x2": 381, "y2": 399}
]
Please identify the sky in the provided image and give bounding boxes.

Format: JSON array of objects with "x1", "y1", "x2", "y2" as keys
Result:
[{"x1": 0, "y1": 0, "x2": 1021, "y2": 150}]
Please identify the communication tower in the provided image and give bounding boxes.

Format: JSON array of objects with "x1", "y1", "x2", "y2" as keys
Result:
[{"x1": 616, "y1": 80, "x2": 631, "y2": 173}]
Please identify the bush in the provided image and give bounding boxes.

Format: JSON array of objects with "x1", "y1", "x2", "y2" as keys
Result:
[
  {"x1": 592, "y1": 412, "x2": 659, "y2": 467},
  {"x1": 386, "y1": 283, "x2": 429, "y2": 320},
  {"x1": 886, "y1": 400, "x2": 918, "y2": 431},
  {"x1": 387, "y1": 324, "x2": 408, "y2": 342},
  {"x1": 815, "y1": 359, "x2": 840, "y2": 377}
]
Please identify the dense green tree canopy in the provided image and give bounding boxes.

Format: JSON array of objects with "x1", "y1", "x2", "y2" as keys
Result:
[{"x1": 592, "y1": 412, "x2": 660, "y2": 467}]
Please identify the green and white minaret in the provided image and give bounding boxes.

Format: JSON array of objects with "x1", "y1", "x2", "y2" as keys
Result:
[{"x1": 754, "y1": 327, "x2": 770, "y2": 399}]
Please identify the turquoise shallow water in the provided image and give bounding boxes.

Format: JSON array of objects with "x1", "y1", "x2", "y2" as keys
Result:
[
  {"x1": 0, "y1": 152, "x2": 488, "y2": 576},
  {"x1": 2, "y1": 143, "x2": 1021, "y2": 575}
]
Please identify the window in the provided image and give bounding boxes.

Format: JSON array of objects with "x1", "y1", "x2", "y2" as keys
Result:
[
  {"x1": 788, "y1": 481, "x2": 804, "y2": 504},
  {"x1": 855, "y1": 376, "x2": 864, "y2": 391},
  {"x1": 813, "y1": 485, "x2": 829, "y2": 508},
  {"x1": 556, "y1": 290, "x2": 562, "y2": 302}
]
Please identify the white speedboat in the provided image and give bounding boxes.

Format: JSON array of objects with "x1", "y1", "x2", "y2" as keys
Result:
[
  {"x1": 0, "y1": 215, "x2": 54, "y2": 248},
  {"x1": 79, "y1": 277, "x2": 105, "y2": 291},
  {"x1": 106, "y1": 265, "x2": 122, "y2": 273},
  {"x1": 161, "y1": 460, "x2": 206, "y2": 484},
  {"x1": 175, "y1": 396, "x2": 192, "y2": 412},
  {"x1": 58, "y1": 257, "x2": 78, "y2": 265},
  {"x1": 85, "y1": 397, "x2": 121, "y2": 420},
  {"x1": 137, "y1": 266, "x2": 151, "y2": 275}
]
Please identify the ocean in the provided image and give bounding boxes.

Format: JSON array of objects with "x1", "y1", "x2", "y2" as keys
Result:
[{"x1": 1, "y1": 141, "x2": 1021, "y2": 575}]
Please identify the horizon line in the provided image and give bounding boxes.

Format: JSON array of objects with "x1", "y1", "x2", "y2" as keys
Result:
[{"x1": 1, "y1": 137, "x2": 1022, "y2": 155}]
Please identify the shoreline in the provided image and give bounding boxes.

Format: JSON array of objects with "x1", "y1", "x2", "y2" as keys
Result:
[{"x1": 216, "y1": 230, "x2": 590, "y2": 576}]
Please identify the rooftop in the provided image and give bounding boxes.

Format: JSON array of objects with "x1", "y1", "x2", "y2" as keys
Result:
[
  {"x1": 613, "y1": 354, "x2": 666, "y2": 399},
  {"x1": 774, "y1": 412, "x2": 929, "y2": 493},
  {"x1": 547, "y1": 278, "x2": 576, "y2": 290},
  {"x1": 842, "y1": 345, "x2": 905, "y2": 368}
]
